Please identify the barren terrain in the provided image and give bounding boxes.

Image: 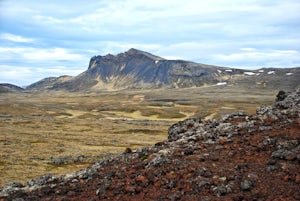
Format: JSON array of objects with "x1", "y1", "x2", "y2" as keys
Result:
[{"x1": 0, "y1": 86, "x2": 276, "y2": 186}]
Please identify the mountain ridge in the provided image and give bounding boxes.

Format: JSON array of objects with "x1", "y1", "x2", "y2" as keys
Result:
[
  {"x1": 0, "y1": 83, "x2": 24, "y2": 93},
  {"x1": 27, "y1": 49, "x2": 300, "y2": 91},
  {"x1": 2, "y1": 48, "x2": 300, "y2": 92},
  {"x1": 25, "y1": 49, "x2": 239, "y2": 91}
]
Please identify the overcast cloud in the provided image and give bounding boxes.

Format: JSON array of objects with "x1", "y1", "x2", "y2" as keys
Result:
[{"x1": 1, "y1": 0, "x2": 300, "y2": 86}]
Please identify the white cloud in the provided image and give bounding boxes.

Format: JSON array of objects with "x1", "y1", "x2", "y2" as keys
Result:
[
  {"x1": 33, "y1": 15, "x2": 64, "y2": 25},
  {"x1": 0, "y1": 65, "x2": 32, "y2": 78},
  {"x1": 154, "y1": 42, "x2": 300, "y2": 68},
  {"x1": 0, "y1": 65, "x2": 36, "y2": 86},
  {"x1": 0, "y1": 33, "x2": 34, "y2": 43},
  {"x1": 0, "y1": 64, "x2": 82, "y2": 86},
  {"x1": 213, "y1": 49, "x2": 300, "y2": 68},
  {"x1": 0, "y1": 46, "x2": 88, "y2": 86},
  {"x1": 0, "y1": 47, "x2": 86, "y2": 62},
  {"x1": 162, "y1": 56, "x2": 185, "y2": 60},
  {"x1": 156, "y1": 41, "x2": 233, "y2": 63},
  {"x1": 99, "y1": 42, "x2": 163, "y2": 55},
  {"x1": 240, "y1": 48, "x2": 256, "y2": 52},
  {"x1": 23, "y1": 48, "x2": 85, "y2": 61},
  {"x1": 215, "y1": 49, "x2": 299, "y2": 62},
  {"x1": 34, "y1": 66, "x2": 83, "y2": 78},
  {"x1": 0, "y1": 0, "x2": 299, "y2": 85},
  {"x1": 36, "y1": 66, "x2": 83, "y2": 75}
]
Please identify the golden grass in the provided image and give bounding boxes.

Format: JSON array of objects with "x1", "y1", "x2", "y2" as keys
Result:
[{"x1": 0, "y1": 87, "x2": 276, "y2": 186}]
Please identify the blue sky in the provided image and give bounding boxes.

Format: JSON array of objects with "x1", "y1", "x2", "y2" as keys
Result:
[{"x1": 1, "y1": 0, "x2": 300, "y2": 86}]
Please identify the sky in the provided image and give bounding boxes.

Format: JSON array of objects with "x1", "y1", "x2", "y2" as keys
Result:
[{"x1": 0, "y1": 0, "x2": 300, "y2": 86}]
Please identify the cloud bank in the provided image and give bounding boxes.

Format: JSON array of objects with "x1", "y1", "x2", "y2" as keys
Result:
[{"x1": 0, "y1": 0, "x2": 299, "y2": 86}]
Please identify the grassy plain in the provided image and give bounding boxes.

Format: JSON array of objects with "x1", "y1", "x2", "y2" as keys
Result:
[{"x1": 0, "y1": 86, "x2": 277, "y2": 186}]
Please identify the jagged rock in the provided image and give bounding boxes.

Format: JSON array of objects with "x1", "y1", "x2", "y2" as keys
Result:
[
  {"x1": 0, "y1": 90, "x2": 299, "y2": 200},
  {"x1": 212, "y1": 185, "x2": 228, "y2": 196},
  {"x1": 256, "y1": 105, "x2": 273, "y2": 115},
  {"x1": 276, "y1": 90, "x2": 288, "y2": 102},
  {"x1": 0, "y1": 183, "x2": 24, "y2": 198},
  {"x1": 11, "y1": 198, "x2": 24, "y2": 201},
  {"x1": 263, "y1": 137, "x2": 276, "y2": 146},
  {"x1": 4, "y1": 183, "x2": 23, "y2": 188},
  {"x1": 240, "y1": 180, "x2": 253, "y2": 191},
  {"x1": 276, "y1": 140, "x2": 298, "y2": 150},
  {"x1": 146, "y1": 152, "x2": 169, "y2": 169},
  {"x1": 168, "y1": 117, "x2": 202, "y2": 140},
  {"x1": 265, "y1": 165, "x2": 280, "y2": 172},
  {"x1": 271, "y1": 149, "x2": 294, "y2": 160},
  {"x1": 27, "y1": 174, "x2": 55, "y2": 186},
  {"x1": 274, "y1": 88, "x2": 300, "y2": 109}
]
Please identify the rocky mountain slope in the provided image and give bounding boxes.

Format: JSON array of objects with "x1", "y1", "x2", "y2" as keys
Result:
[
  {"x1": 26, "y1": 48, "x2": 300, "y2": 91},
  {"x1": 26, "y1": 76, "x2": 73, "y2": 91},
  {"x1": 1, "y1": 89, "x2": 299, "y2": 200},
  {"x1": 0, "y1": 84, "x2": 24, "y2": 93},
  {"x1": 27, "y1": 48, "x2": 224, "y2": 91}
]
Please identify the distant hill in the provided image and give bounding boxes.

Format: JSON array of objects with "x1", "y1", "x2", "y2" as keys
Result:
[
  {"x1": 26, "y1": 75, "x2": 73, "y2": 91},
  {"x1": 0, "y1": 83, "x2": 24, "y2": 93},
  {"x1": 22, "y1": 48, "x2": 300, "y2": 91}
]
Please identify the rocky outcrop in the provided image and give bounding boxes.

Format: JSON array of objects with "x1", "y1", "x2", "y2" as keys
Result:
[{"x1": 1, "y1": 89, "x2": 299, "y2": 200}]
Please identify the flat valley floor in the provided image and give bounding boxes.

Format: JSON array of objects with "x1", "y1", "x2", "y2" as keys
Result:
[{"x1": 0, "y1": 86, "x2": 277, "y2": 186}]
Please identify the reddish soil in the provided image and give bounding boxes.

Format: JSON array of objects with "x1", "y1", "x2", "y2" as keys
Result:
[{"x1": 1, "y1": 90, "x2": 299, "y2": 201}]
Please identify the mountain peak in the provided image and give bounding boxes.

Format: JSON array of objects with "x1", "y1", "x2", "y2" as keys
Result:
[
  {"x1": 26, "y1": 49, "x2": 300, "y2": 91},
  {"x1": 127, "y1": 48, "x2": 141, "y2": 54},
  {"x1": 124, "y1": 48, "x2": 164, "y2": 61}
]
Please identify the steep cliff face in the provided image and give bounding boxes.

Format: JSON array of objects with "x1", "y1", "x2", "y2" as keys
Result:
[
  {"x1": 82, "y1": 49, "x2": 218, "y2": 90},
  {"x1": 26, "y1": 48, "x2": 300, "y2": 92},
  {"x1": 27, "y1": 49, "x2": 226, "y2": 91},
  {"x1": 87, "y1": 48, "x2": 221, "y2": 89}
]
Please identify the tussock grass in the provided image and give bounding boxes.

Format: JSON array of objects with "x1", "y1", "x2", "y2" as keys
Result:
[{"x1": 0, "y1": 87, "x2": 276, "y2": 186}]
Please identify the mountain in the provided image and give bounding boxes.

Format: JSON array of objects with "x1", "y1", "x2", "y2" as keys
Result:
[
  {"x1": 1, "y1": 90, "x2": 299, "y2": 200},
  {"x1": 227, "y1": 67, "x2": 300, "y2": 90},
  {"x1": 0, "y1": 83, "x2": 24, "y2": 93},
  {"x1": 27, "y1": 48, "x2": 300, "y2": 91},
  {"x1": 26, "y1": 75, "x2": 73, "y2": 91},
  {"x1": 26, "y1": 48, "x2": 237, "y2": 91}
]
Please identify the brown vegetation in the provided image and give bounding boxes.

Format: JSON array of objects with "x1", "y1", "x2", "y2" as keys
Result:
[{"x1": 0, "y1": 86, "x2": 276, "y2": 186}]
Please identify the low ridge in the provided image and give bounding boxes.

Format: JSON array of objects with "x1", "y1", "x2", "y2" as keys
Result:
[
  {"x1": 26, "y1": 76, "x2": 73, "y2": 91},
  {"x1": 0, "y1": 84, "x2": 24, "y2": 93}
]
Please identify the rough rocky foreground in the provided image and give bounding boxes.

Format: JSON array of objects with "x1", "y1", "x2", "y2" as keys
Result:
[{"x1": 1, "y1": 90, "x2": 299, "y2": 201}]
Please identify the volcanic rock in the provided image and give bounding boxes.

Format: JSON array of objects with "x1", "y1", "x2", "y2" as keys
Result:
[{"x1": 0, "y1": 89, "x2": 299, "y2": 200}]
